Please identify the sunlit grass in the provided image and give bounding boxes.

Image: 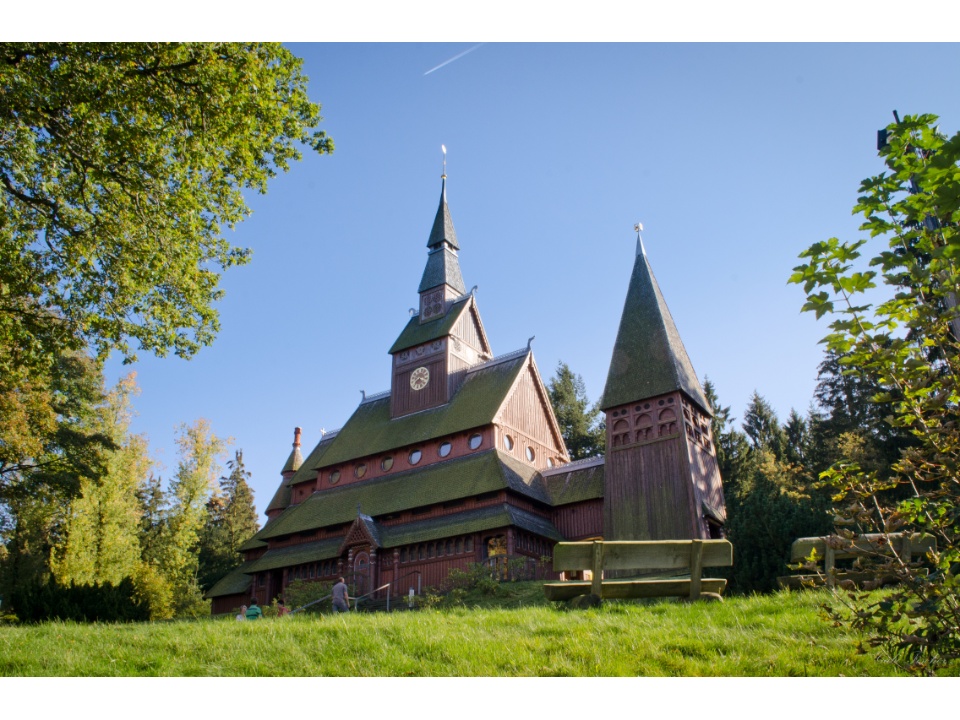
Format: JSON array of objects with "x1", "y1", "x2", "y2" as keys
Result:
[{"x1": 0, "y1": 587, "x2": 941, "y2": 676}]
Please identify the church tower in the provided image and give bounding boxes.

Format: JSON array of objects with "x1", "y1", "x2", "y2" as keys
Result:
[
  {"x1": 600, "y1": 230, "x2": 726, "y2": 541},
  {"x1": 388, "y1": 176, "x2": 492, "y2": 418}
]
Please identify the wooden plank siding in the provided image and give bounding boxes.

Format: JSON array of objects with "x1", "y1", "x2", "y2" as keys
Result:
[
  {"x1": 391, "y1": 355, "x2": 448, "y2": 416},
  {"x1": 496, "y1": 365, "x2": 566, "y2": 470},
  {"x1": 551, "y1": 499, "x2": 604, "y2": 540}
]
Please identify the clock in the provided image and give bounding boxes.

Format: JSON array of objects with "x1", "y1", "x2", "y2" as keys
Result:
[{"x1": 410, "y1": 366, "x2": 430, "y2": 391}]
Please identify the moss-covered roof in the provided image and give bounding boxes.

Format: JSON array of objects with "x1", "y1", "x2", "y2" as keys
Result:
[
  {"x1": 238, "y1": 535, "x2": 268, "y2": 552},
  {"x1": 204, "y1": 563, "x2": 255, "y2": 599},
  {"x1": 280, "y1": 444, "x2": 303, "y2": 475},
  {"x1": 243, "y1": 537, "x2": 344, "y2": 573},
  {"x1": 389, "y1": 295, "x2": 472, "y2": 355},
  {"x1": 426, "y1": 179, "x2": 459, "y2": 250},
  {"x1": 265, "y1": 433, "x2": 338, "y2": 515},
  {"x1": 380, "y1": 503, "x2": 564, "y2": 546},
  {"x1": 600, "y1": 244, "x2": 710, "y2": 414},
  {"x1": 316, "y1": 352, "x2": 527, "y2": 468},
  {"x1": 259, "y1": 448, "x2": 548, "y2": 540},
  {"x1": 419, "y1": 247, "x2": 466, "y2": 295},
  {"x1": 544, "y1": 458, "x2": 605, "y2": 506}
]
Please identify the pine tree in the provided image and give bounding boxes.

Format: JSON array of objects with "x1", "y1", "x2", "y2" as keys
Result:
[
  {"x1": 547, "y1": 361, "x2": 604, "y2": 460},
  {"x1": 742, "y1": 391, "x2": 787, "y2": 459}
]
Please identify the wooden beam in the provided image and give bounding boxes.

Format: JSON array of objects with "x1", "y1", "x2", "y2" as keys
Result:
[
  {"x1": 689, "y1": 539, "x2": 703, "y2": 600},
  {"x1": 591, "y1": 541, "x2": 603, "y2": 597}
]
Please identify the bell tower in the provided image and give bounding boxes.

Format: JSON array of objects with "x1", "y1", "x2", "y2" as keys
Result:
[
  {"x1": 388, "y1": 167, "x2": 492, "y2": 419},
  {"x1": 600, "y1": 227, "x2": 726, "y2": 541}
]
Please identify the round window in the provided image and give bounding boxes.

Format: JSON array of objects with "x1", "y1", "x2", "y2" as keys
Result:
[
  {"x1": 438, "y1": 441, "x2": 452, "y2": 458},
  {"x1": 355, "y1": 463, "x2": 367, "y2": 478},
  {"x1": 504, "y1": 435, "x2": 514, "y2": 451},
  {"x1": 547, "y1": 457, "x2": 555, "y2": 468},
  {"x1": 329, "y1": 470, "x2": 341, "y2": 484},
  {"x1": 526, "y1": 446, "x2": 535, "y2": 462},
  {"x1": 469, "y1": 433, "x2": 482, "y2": 450},
  {"x1": 381, "y1": 456, "x2": 394, "y2": 472},
  {"x1": 409, "y1": 449, "x2": 422, "y2": 465}
]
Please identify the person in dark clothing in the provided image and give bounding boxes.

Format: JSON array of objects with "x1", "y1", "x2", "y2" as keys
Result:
[
  {"x1": 332, "y1": 577, "x2": 350, "y2": 612},
  {"x1": 245, "y1": 598, "x2": 263, "y2": 620}
]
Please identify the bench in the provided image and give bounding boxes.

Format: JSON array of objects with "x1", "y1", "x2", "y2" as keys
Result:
[
  {"x1": 777, "y1": 532, "x2": 936, "y2": 590},
  {"x1": 543, "y1": 539, "x2": 734, "y2": 603}
]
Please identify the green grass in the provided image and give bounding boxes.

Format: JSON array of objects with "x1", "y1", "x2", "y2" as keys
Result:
[{"x1": 0, "y1": 585, "x2": 940, "y2": 676}]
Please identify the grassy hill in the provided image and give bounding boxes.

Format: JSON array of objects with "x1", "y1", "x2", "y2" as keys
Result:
[{"x1": 1, "y1": 585, "x2": 938, "y2": 676}]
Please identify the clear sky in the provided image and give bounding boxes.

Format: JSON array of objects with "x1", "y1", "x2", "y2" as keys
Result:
[{"x1": 96, "y1": 42, "x2": 960, "y2": 522}]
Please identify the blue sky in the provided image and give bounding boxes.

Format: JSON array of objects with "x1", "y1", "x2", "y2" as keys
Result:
[{"x1": 100, "y1": 42, "x2": 960, "y2": 521}]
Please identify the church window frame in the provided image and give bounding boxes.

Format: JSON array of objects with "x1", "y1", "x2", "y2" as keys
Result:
[
  {"x1": 381, "y1": 456, "x2": 394, "y2": 472},
  {"x1": 468, "y1": 433, "x2": 483, "y2": 450},
  {"x1": 438, "y1": 441, "x2": 452, "y2": 458},
  {"x1": 329, "y1": 469, "x2": 341, "y2": 485},
  {"x1": 504, "y1": 435, "x2": 514, "y2": 451},
  {"x1": 409, "y1": 449, "x2": 422, "y2": 465},
  {"x1": 355, "y1": 463, "x2": 367, "y2": 479},
  {"x1": 526, "y1": 446, "x2": 536, "y2": 462}
]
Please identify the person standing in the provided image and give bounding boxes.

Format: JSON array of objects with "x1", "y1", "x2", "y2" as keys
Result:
[
  {"x1": 245, "y1": 598, "x2": 263, "y2": 620},
  {"x1": 236, "y1": 604, "x2": 247, "y2": 621},
  {"x1": 332, "y1": 577, "x2": 350, "y2": 613}
]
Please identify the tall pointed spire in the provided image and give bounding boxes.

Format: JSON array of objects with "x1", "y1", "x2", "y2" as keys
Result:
[
  {"x1": 600, "y1": 232, "x2": 710, "y2": 415},
  {"x1": 419, "y1": 170, "x2": 465, "y2": 297}
]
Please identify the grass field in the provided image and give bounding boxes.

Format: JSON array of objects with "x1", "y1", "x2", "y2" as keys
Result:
[{"x1": 0, "y1": 585, "x2": 937, "y2": 676}]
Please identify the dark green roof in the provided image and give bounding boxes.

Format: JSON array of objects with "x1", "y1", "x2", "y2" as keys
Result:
[
  {"x1": 389, "y1": 295, "x2": 472, "y2": 355},
  {"x1": 205, "y1": 563, "x2": 255, "y2": 599},
  {"x1": 419, "y1": 246, "x2": 466, "y2": 295},
  {"x1": 544, "y1": 458, "x2": 605, "y2": 506},
  {"x1": 426, "y1": 179, "x2": 459, "y2": 250},
  {"x1": 380, "y1": 504, "x2": 564, "y2": 547},
  {"x1": 265, "y1": 433, "x2": 338, "y2": 515},
  {"x1": 317, "y1": 351, "x2": 527, "y2": 468},
  {"x1": 280, "y1": 444, "x2": 303, "y2": 475},
  {"x1": 260, "y1": 448, "x2": 548, "y2": 540},
  {"x1": 600, "y1": 244, "x2": 710, "y2": 414},
  {"x1": 243, "y1": 537, "x2": 344, "y2": 573},
  {"x1": 238, "y1": 535, "x2": 268, "y2": 552}
]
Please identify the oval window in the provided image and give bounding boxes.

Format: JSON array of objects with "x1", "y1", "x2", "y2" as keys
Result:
[
  {"x1": 381, "y1": 456, "x2": 394, "y2": 472},
  {"x1": 526, "y1": 446, "x2": 535, "y2": 462},
  {"x1": 504, "y1": 435, "x2": 514, "y2": 451},
  {"x1": 469, "y1": 433, "x2": 482, "y2": 450},
  {"x1": 329, "y1": 470, "x2": 341, "y2": 485},
  {"x1": 355, "y1": 463, "x2": 367, "y2": 478},
  {"x1": 547, "y1": 457, "x2": 555, "y2": 468},
  {"x1": 438, "y1": 441, "x2": 452, "y2": 458},
  {"x1": 409, "y1": 449, "x2": 422, "y2": 465}
]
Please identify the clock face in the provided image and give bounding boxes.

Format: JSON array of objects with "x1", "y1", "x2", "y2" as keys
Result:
[{"x1": 410, "y1": 366, "x2": 430, "y2": 391}]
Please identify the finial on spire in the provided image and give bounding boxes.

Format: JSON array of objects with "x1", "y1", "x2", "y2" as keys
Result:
[
  {"x1": 360, "y1": 389, "x2": 366, "y2": 401},
  {"x1": 441, "y1": 144, "x2": 447, "y2": 180},
  {"x1": 634, "y1": 222, "x2": 646, "y2": 257},
  {"x1": 527, "y1": 335, "x2": 536, "y2": 350},
  {"x1": 293, "y1": 427, "x2": 302, "y2": 447}
]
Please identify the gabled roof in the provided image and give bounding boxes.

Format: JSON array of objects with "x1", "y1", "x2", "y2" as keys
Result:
[
  {"x1": 542, "y1": 456, "x2": 605, "y2": 506},
  {"x1": 380, "y1": 503, "x2": 564, "y2": 547},
  {"x1": 426, "y1": 178, "x2": 459, "y2": 250},
  {"x1": 259, "y1": 448, "x2": 549, "y2": 540},
  {"x1": 265, "y1": 431, "x2": 339, "y2": 515},
  {"x1": 316, "y1": 351, "x2": 528, "y2": 468},
  {"x1": 600, "y1": 240, "x2": 711, "y2": 415},
  {"x1": 389, "y1": 295, "x2": 472, "y2": 355}
]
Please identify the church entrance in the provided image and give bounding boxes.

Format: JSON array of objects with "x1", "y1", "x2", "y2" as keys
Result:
[
  {"x1": 486, "y1": 535, "x2": 508, "y2": 580},
  {"x1": 353, "y1": 551, "x2": 370, "y2": 596}
]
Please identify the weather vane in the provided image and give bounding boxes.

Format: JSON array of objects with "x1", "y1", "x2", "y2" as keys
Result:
[
  {"x1": 634, "y1": 222, "x2": 643, "y2": 235},
  {"x1": 441, "y1": 144, "x2": 447, "y2": 179}
]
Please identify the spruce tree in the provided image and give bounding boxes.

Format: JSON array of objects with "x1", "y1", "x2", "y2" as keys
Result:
[{"x1": 547, "y1": 361, "x2": 604, "y2": 460}]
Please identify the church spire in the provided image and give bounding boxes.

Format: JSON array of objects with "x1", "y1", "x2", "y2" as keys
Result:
[
  {"x1": 418, "y1": 166, "x2": 466, "y2": 308},
  {"x1": 280, "y1": 426, "x2": 303, "y2": 475},
  {"x1": 600, "y1": 230, "x2": 710, "y2": 415}
]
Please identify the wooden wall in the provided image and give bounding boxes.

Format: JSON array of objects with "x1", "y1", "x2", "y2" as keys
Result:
[{"x1": 552, "y1": 498, "x2": 604, "y2": 540}]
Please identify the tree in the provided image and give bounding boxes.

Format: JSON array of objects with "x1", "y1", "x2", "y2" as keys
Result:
[
  {"x1": 198, "y1": 449, "x2": 259, "y2": 591},
  {"x1": 742, "y1": 391, "x2": 787, "y2": 460},
  {"x1": 160, "y1": 419, "x2": 226, "y2": 616},
  {"x1": 547, "y1": 361, "x2": 604, "y2": 460},
  {"x1": 790, "y1": 112, "x2": 960, "y2": 673},
  {"x1": 0, "y1": 42, "x2": 333, "y2": 375},
  {"x1": 51, "y1": 373, "x2": 150, "y2": 586}
]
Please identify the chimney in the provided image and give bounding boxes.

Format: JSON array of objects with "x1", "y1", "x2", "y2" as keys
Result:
[{"x1": 293, "y1": 426, "x2": 302, "y2": 447}]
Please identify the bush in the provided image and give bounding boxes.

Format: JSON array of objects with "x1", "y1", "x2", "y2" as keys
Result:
[{"x1": 9, "y1": 576, "x2": 150, "y2": 622}]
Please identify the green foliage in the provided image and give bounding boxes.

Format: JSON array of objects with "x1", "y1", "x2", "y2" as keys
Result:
[
  {"x1": 0, "y1": 42, "x2": 332, "y2": 371},
  {"x1": 8, "y1": 575, "x2": 149, "y2": 623},
  {"x1": 790, "y1": 112, "x2": 960, "y2": 673},
  {"x1": 198, "y1": 450, "x2": 259, "y2": 592},
  {"x1": 547, "y1": 361, "x2": 605, "y2": 459}
]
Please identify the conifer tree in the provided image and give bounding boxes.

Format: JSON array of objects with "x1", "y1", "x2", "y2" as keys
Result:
[{"x1": 547, "y1": 361, "x2": 604, "y2": 460}]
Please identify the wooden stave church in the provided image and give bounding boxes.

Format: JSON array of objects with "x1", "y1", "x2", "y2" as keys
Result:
[{"x1": 207, "y1": 178, "x2": 727, "y2": 613}]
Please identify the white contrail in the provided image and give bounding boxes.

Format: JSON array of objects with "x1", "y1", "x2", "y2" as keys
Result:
[{"x1": 424, "y1": 43, "x2": 485, "y2": 76}]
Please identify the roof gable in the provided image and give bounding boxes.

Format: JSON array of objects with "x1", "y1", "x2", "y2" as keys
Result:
[
  {"x1": 389, "y1": 295, "x2": 472, "y2": 355},
  {"x1": 600, "y1": 246, "x2": 710, "y2": 414},
  {"x1": 317, "y1": 351, "x2": 528, "y2": 468},
  {"x1": 495, "y1": 353, "x2": 568, "y2": 457}
]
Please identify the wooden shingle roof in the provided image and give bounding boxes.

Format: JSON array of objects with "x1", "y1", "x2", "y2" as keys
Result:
[
  {"x1": 258, "y1": 448, "x2": 548, "y2": 540},
  {"x1": 316, "y1": 351, "x2": 528, "y2": 468},
  {"x1": 600, "y1": 240, "x2": 710, "y2": 415},
  {"x1": 389, "y1": 295, "x2": 472, "y2": 354}
]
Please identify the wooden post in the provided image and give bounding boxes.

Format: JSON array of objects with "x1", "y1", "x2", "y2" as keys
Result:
[
  {"x1": 825, "y1": 541, "x2": 836, "y2": 589},
  {"x1": 899, "y1": 533, "x2": 912, "y2": 565},
  {"x1": 591, "y1": 541, "x2": 603, "y2": 598},
  {"x1": 689, "y1": 539, "x2": 703, "y2": 601}
]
